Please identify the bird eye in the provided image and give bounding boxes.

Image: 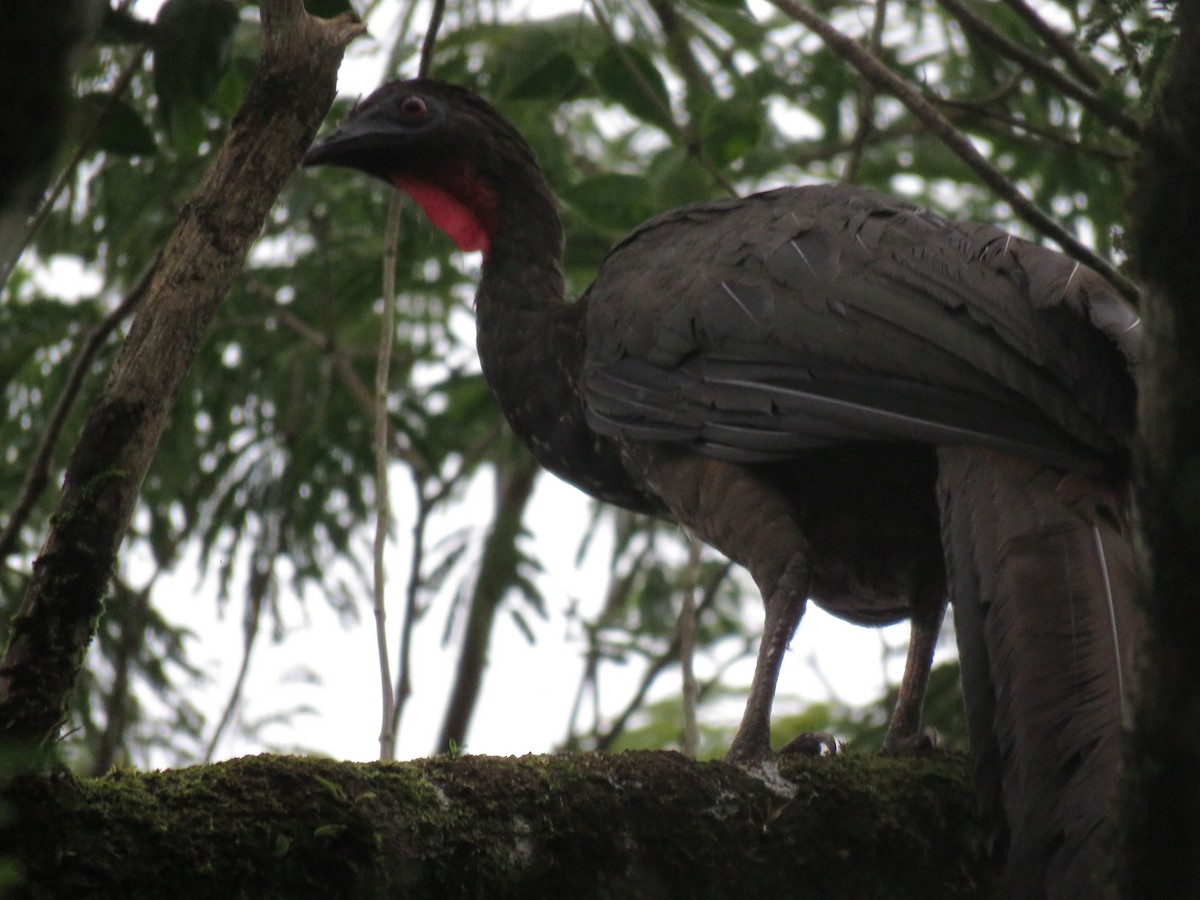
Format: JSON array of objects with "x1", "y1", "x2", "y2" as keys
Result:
[{"x1": 399, "y1": 96, "x2": 428, "y2": 120}]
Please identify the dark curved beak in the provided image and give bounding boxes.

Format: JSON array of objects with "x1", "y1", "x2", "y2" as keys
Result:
[
  {"x1": 302, "y1": 114, "x2": 406, "y2": 171},
  {"x1": 301, "y1": 131, "x2": 346, "y2": 168}
]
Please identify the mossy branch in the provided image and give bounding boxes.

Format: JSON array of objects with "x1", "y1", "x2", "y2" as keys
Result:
[{"x1": 5, "y1": 750, "x2": 998, "y2": 899}]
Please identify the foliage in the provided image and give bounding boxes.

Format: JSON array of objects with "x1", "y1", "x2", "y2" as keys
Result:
[{"x1": 0, "y1": 0, "x2": 1167, "y2": 770}]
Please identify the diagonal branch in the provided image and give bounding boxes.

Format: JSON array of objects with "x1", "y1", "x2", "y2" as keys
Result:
[
  {"x1": 765, "y1": 0, "x2": 1140, "y2": 303},
  {"x1": 588, "y1": 0, "x2": 738, "y2": 197},
  {"x1": 586, "y1": 559, "x2": 734, "y2": 753},
  {"x1": 0, "y1": 260, "x2": 154, "y2": 565},
  {"x1": 0, "y1": 0, "x2": 364, "y2": 751},
  {"x1": 1000, "y1": 0, "x2": 1103, "y2": 89},
  {"x1": 937, "y1": 0, "x2": 1140, "y2": 140}
]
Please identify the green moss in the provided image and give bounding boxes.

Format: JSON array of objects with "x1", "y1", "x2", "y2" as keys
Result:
[{"x1": 4, "y1": 751, "x2": 996, "y2": 899}]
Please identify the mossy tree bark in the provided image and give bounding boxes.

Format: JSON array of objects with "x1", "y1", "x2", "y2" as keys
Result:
[
  {"x1": 1126, "y1": 1, "x2": 1200, "y2": 896},
  {"x1": 0, "y1": 1, "x2": 365, "y2": 751},
  {"x1": 5, "y1": 750, "x2": 997, "y2": 899}
]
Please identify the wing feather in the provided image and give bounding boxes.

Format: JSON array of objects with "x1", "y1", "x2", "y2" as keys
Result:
[{"x1": 581, "y1": 185, "x2": 1137, "y2": 469}]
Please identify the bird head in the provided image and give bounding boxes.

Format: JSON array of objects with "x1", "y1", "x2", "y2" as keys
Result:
[{"x1": 303, "y1": 79, "x2": 542, "y2": 257}]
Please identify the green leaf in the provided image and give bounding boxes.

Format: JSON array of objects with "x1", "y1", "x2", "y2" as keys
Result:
[
  {"x1": 699, "y1": 99, "x2": 762, "y2": 167},
  {"x1": 647, "y1": 146, "x2": 713, "y2": 208},
  {"x1": 152, "y1": 0, "x2": 238, "y2": 144},
  {"x1": 485, "y1": 17, "x2": 596, "y2": 103},
  {"x1": 505, "y1": 53, "x2": 583, "y2": 101},
  {"x1": 592, "y1": 45, "x2": 675, "y2": 133},
  {"x1": 78, "y1": 93, "x2": 158, "y2": 156},
  {"x1": 560, "y1": 174, "x2": 658, "y2": 231},
  {"x1": 162, "y1": 94, "x2": 207, "y2": 159}
]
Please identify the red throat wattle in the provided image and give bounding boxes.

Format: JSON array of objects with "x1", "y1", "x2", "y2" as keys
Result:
[{"x1": 395, "y1": 168, "x2": 499, "y2": 257}]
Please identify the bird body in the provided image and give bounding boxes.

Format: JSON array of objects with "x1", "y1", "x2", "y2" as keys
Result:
[{"x1": 304, "y1": 79, "x2": 1140, "y2": 898}]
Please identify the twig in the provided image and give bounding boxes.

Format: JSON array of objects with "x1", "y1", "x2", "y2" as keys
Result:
[
  {"x1": 90, "y1": 573, "x2": 156, "y2": 774},
  {"x1": 1000, "y1": 0, "x2": 1103, "y2": 89},
  {"x1": 418, "y1": 0, "x2": 446, "y2": 78},
  {"x1": 372, "y1": 190, "x2": 402, "y2": 761},
  {"x1": 678, "y1": 537, "x2": 701, "y2": 758},
  {"x1": 645, "y1": 0, "x2": 711, "y2": 131},
  {"x1": 276, "y1": 309, "x2": 500, "y2": 499},
  {"x1": 563, "y1": 536, "x2": 658, "y2": 748},
  {"x1": 590, "y1": 561, "x2": 732, "y2": 753},
  {"x1": 937, "y1": 0, "x2": 1139, "y2": 140},
  {"x1": 205, "y1": 456, "x2": 298, "y2": 763},
  {"x1": 275, "y1": 310, "x2": 377, "y2": 412},
  {"x1": 933, "y1": 93, "x2": 1132, "y2": 162},
  {"x1": 203, "y1": 571, "x2": 265, "y2": 763},
  {"x1": 587, "y1": 0, "x2": 738, "y2": 197},
  {"x1": 372, "y1": 0, "x2": 449, "y2": 757},
  {"x1": 0, "y1": 259, "x2": 156, "y2": 564},
  {"x1": 389, "y1": 475, "x2": 432, "y2": 743},
  {"x1": 843, "y1": 0, "x2": 889, "y2": 183},
  {"x1": 434, "y1": 454, "x2": 539, "y2": 754},
  {"x1": 765, "y1": 0, "x2": 1140, "y2": 304},
  {"x1": 1, "y1": 45, "x2": 150, "y2": 287}
]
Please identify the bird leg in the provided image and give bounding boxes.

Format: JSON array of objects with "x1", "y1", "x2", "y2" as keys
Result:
[
  {"x1": 620, "y1": 447, "x2": 817, "y2": 766},
  {"x1": 726, "y1": 553, "x2": 811, "y2": 765},
  {"x1": 883, "y1": 592, "x2": 946, "y2": 754}
]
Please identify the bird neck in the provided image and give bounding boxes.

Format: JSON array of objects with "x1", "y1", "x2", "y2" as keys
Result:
[
  {"x1": 415, "y1": 147, "x2": 662, "y2": 515},
  {"x1": 395, "y1": 152, "x2": 569, "y2": 372},
  {"x1": 472, "y1": 164, "x2": 571, "y2": 386},
  {"x1": 478, "y1": 168, "x2": 567, "y2": 315}
]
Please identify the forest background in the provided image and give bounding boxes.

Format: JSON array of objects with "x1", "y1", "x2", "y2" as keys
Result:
[{"x1": 0, "y1": 0, "x2": 1170, "y2": 776}]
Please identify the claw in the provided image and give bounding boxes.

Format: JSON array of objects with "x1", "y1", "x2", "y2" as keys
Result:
[{"x1": 882, "y1": 726, "x2": 940, "y2": 756}]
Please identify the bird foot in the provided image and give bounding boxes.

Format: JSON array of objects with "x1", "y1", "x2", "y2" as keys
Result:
[
  {"x1": 779, "y1": 731, "x2": 842, "y2": 757},
  {"x1": 881, "y1": 727, "x2": 940, "y2": 756},
  {"x1": 726, "y1": 757, "x2": 798, "y2": 798}
]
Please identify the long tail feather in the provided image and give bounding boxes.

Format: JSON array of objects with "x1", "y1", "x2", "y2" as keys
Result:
[{"x1": 937, "y1": 446, "x2": 1138, "y2": 899}]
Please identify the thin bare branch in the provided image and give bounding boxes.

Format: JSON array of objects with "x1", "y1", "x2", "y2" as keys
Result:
[
  {"x1": 1, "y1": 44, "x2": 149, "y2": 287},
  {"x1": 373, "y1": 190, "x2": 403, "y2": 761},
  {"x1": 203, "y1": 572, "x2": 265, "y2": 763},
  {"x1": 389, "y1": 476, "x2": 433, "y2": 743},
  {"x1": 934, "y1": 94, "x2": 1133, "y2": 163},
  {"x1": 435, "y1": 453, "x2": 538, "y2": 754},
  {"x1": 419, "y1": 0, "x2": 446, "y2": 77},
  {"x1": 644, "y1": 0, "x2": 711, "y2": 129},
  {"x1": 937, "y1": 0, "x2": 1140, "y2": 140},
  {"x1": 843, "y1": 0, "x2": 889, "y2": 183},
  {"x1": 562, "y1": 536, "x2": 658, "y2": 748},
  {"x1": 274, "y1": 310, "x2": 377, "y2": 412},
  {"x1": 0, "y1": 259, "x2": 155, "y2": 565},
  {"x1": 90, "y1": 573, "x2": 156, "y2": 774},
  {"x1": 1000, "y1": 0, "x2": 1103, "y2": 88},
  {"x1": 678, "y1": 538, "x2": 701, "y2": 758},
  {"x1": 765, "y1": 0, "x2": 1140, "y2": 303},
  {"x1": 589, "y1": 560, "x2": 733, "y2": 753},
  {"x1": 588, "y1": 0, "x2": 738, "y2": 197}
]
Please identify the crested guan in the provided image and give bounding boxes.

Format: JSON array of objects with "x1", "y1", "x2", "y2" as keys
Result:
[{"x1": 303, "y1": 79, "x2": 1140, "y2": 898}]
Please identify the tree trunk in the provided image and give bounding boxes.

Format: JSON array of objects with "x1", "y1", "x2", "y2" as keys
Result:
[
  {"x1": 437, "y1": 451, "x2": 540, "y2": 754},
  {"x1": 0, "y1": 1, "x2": 364, "y2": 751},
  {"x1": 1125, "y1": 1, "x2": 1200, "y2": 896},
  {"x1": 4, "y1": 750, "x2": 997, "y2": 899}
]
